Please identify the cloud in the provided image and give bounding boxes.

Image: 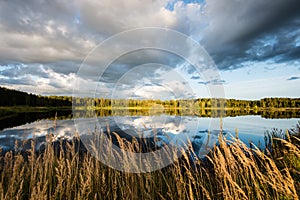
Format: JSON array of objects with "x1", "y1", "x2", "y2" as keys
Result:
[
  {"x1": 202, "y1": 0, "x2": 300, "y2": 46},
  {"x1": 0, "y1": 0, "x2": 299, "y2": 97},
  {"x1": 197, "y1": 79, "x2": 225, "y2": 85},
  {"x1": 0, "y1": 64, "x2": 49, "y2": 78},
  {"x1": 77, "y1": 0, "x2": 176, "y2": 36},
  {"x1": 99, "y1": 49, "x2": 184, "y2": 83},
  {"x1": 191, "y1": 75, "x2": 200, "y2": 80},
  {"x1": 197, "y1": 0, "x2": 300, "y2": 69},
  {"x1": 94, "y1": 63, "x2": 197, "y2": 99},
  {"x1": 287, "y1": 76, "x2": 300, "y2": 81},
  {"x1": 0, "y1": 76, "x2": 37, "y2": 86},
  {"x1": 0, "y1": 0, "x2": 299, "y2": 67},
  {"x1": 0, "y1": 0, "x2": 95, "y2": 67}
]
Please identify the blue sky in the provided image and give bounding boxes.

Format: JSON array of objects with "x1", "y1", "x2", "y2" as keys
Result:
[{"x1": 0, "y1": 0, "x2": 299, "y2": 99}]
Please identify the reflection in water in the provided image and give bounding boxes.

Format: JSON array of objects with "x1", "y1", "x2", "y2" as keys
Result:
[
  {"x1": 73, "y1": 108, "x2": 300, "y2": 119},
  {"x1": 1, "y1": 108, "x2": 298, "y2": 132},
  {"x1": 0, "y1": 108, "x2": 299, "y2": 157},
  {"x1": 0, "y1": 114, "x2": 299, "y2": 156},
  {"x1": 0, "y1": 110, "x2": 72, "y2": 130}
]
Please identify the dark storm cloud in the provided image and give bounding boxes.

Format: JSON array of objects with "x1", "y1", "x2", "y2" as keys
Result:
[
  {"x1": 230, "y1": 2, "x2": 300, "y2": 45},
  {"x1": 209, "y1": 20, "x2": 300, "y2": 70},
  {"x1": 203, "y1": 0, "x2": 300, "y2": 70},
  {"x1": 247, "y1": 19, "x2": 300, "y2": 61}
]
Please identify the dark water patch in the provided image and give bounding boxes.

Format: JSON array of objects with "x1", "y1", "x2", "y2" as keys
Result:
[{"x1": 0, "y1": 109, "x2": 72, "y2": 131}]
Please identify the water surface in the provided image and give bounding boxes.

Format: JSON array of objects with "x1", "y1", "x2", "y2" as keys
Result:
[{"x1": 0, "y1": 111, "x2": 298, "y2": 155}]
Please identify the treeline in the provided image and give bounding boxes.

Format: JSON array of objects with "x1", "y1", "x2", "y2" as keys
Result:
[
  {"x1": 74, "y1": 97, "x2": 300, "y2": 110},
  {"x1": 0, "y1": 87, "x2": 72, "y2": 107},
  {"x1": 1, "y1": 86, "x2": 300, "y2": 109}
]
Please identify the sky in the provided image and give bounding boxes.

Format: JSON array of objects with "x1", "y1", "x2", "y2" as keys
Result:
[{"x1": 0, "y1": 0, "x2": 299, "y2": 100}]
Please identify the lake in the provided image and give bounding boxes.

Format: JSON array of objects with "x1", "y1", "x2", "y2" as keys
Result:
[{"x1": 0, "y1": 109, "x2": 299, "y2": 156}]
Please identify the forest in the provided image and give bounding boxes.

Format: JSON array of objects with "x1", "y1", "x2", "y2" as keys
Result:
[
  {"x1": 1, "y1": 86, "x2": 300, "y2": 110},
  {"x1": 0, "y1": 87, "x2": 72, "y2": 107},
  {"x1": 75, "y1": 97, "x2": 300, "y2": 110}
]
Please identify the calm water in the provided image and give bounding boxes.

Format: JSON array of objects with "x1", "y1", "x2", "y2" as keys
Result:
[{"x1": 0, "y1": 110, "x2": 299, "y2": 154}]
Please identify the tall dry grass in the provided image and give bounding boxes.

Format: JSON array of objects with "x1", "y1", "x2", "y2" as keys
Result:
[{"x1": 0, "y1": 124, "x2": 299, "y2": 200}]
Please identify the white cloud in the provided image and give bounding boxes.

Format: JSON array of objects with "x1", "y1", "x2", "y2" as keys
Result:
[{"x1": 77, "y1": 0, "x2": 177, "y2": 34}]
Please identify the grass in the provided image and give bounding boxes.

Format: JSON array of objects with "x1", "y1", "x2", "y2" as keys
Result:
[{"x1": 0, "y1": 124, "x2": 299, "y2": 199}]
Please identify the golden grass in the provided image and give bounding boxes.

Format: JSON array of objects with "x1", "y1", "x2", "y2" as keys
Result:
[{"x1": 0, "y1": 126, "x2": 299, "y2": 200}]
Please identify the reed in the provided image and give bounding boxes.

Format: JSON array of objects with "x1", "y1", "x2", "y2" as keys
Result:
[{"x1": 0, "y1": 123, "x2": 299, "y2": 199}]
